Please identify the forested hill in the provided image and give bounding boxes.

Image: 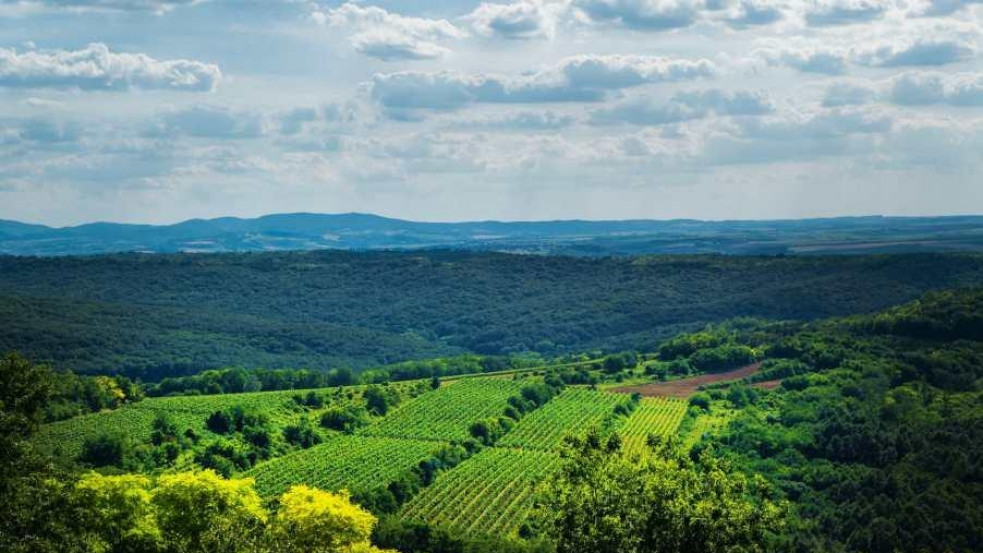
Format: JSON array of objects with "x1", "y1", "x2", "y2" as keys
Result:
[
  {"x1": 3, "y1": 251, "x2": 983, "y2": 380},
  {"x1": 3, "y1": 213, "x2": 983, "y2": 256}
]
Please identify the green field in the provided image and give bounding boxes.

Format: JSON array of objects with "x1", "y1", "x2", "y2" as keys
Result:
[
  {"x1": 33, "y1": 386, "x2": 364, "y2": 459},
  {"x1": 619, "y1": 397, "x2": 688, "y2": 457},
  {"x1": 360, "y1": 378, "x2": 525, "y2": 442},
  {"x1": 245, "y1": 436, "x2": 443, "y2": 499},
  {"x1": 497, "y1": 388, "x2": 632, "y2": 451},
  {"x1": 399, "y1": 447, "x2": 561, "y2": 536}
]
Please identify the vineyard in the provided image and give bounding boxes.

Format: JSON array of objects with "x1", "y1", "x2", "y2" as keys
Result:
[
  {"x1": 33, "y1": 385, "x2": 366, "y2": 459},
  {"x1": 618, "y1": 397, "x2": 688, "y2": 457},
  {"x1": 399, "y1": 447, "x2": 561, "y2": 536},
  {"x1": 32, "y1": 372, "x2": 699, "y2": 538},
  {"x1": 245, "y1": 435, "x2": 443, "y2": 499},
  {"x1": 497, "y1": 388, "x2": 632, "y2": 450},
  {"x1": 361, "y1": 378, "x2": 525, "y2": 442}
]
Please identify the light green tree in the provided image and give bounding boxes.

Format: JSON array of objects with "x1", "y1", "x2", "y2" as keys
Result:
[
  {"x1": 539, "y1": 432, "x2": 786, "y2": 553},
  {"x1": 70, "y1": 473, "x2": 160, "y2": 553},
  {"x1": 269, "y1": 485, "x2": 394, "y2": 553},
  {"x1": 151, "y1": 469, "x2": 267, "y2": 553}
]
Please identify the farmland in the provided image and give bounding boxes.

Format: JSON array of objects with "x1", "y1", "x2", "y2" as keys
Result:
[
  {"x1": 399, "y1": 447, "x2": 562, "y2": 536},
  {"x1": 33, "y1": 385, "x2": 366, "y2": 459},
  {"x1": 245, "y1": 436, "x2": 443, "y2": 499},
  {"x1": 618, "y1": 397, "x2": 688, "y2": 457},
  {"x1": 360, "y1": 378, "x2": 525, "y2": 442},
  {"x1": 497, "y1": 388, "x2": 633, "y2": 450}
]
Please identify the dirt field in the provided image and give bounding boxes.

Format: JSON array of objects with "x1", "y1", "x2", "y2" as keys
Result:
[{"x1": 611, "y1": 363, "x2": 761, "y2": 398}]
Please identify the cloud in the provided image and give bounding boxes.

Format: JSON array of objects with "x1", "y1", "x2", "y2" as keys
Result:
[
  {"x1": 17, "y1": 118, "x2": 82, "y2": 143},
  {"x1": 467, "y1": 0, "x2": 567, "y2": 40},
  {"x1": 313, "y1": 3, "x2": 466, "y2": 61},
  {"x1": 589, "y1": 88, "x2": 773, "y2": 125},
  {"x1": 147, "y1": 105, "x2": 264, "y2": 138},
  {"x1": 10, "y1": 0, "x2": 202, "y2": 13},
  {"x1": 370, "y1": 54, "x2": 715, "y2": 115},
  {"x1": 0, "y1": 43, "x2": 220, "y2": 91},
  {"x1": 703, "y1": 108, "x2": 893, "y2": 165},
  {"x1": 757, "y1": 46, "x2": 849, "y2": 75},
  {"x1": 804, "y1": 0, "x2": 891, "y2": 26},
  {"x1": 573, "y1": 0, "x2": 702, "y2": 31},
  {"x1": 856, "y1": 40, "x2": 976, "y2": 67},
  {"x1": 726, "y1": 0, "x2": 784, "y2": 27},
  {"x1": 822, "y1": 82, "x2": 877, "y2": 106},
  {"x1": 452, "y1": 110, "x2": 577, "y2": 129},
  {"x1": 917, "y1": 0, "x2": 983, "y2": 16},
  {"x1": 889, "y1": 71, "x2": 983, "y2": 106}
]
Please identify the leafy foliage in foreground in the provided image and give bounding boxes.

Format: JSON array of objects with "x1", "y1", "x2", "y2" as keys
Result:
[{"x1": 3, "y1": 251, "x2": 983, "y2": 379}]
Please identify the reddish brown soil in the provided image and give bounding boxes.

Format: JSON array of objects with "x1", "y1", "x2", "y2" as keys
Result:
[
  {"x1": 611, "y1": 362, "x2": 762, "y2": 398},
  {"x1": 750, "y1": 379, "x2": 782, "y2": 390}
]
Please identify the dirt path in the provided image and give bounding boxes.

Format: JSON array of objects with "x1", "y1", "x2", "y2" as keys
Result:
[{"x1": 610, "y1": 362, "x2": 762, "y2": 398}]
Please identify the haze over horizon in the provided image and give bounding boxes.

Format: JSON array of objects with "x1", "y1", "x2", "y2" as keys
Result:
[
  {"x1": 6, "y1": 210, "x2": 983, "y2": 230},
  {"x1": 2, "y1": 0, "x2": 983, "y2": 226}
]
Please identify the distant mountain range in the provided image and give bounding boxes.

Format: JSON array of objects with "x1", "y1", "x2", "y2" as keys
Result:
[{"x1": 2, "y1": 213, "x2": 983, "y2": 256}]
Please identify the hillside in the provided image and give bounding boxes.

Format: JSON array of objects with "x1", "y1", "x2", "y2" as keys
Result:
[
  {"x1": 21, "y1": 289, "x2": 983, "y2": 553},
  {"x1": 3, "y1": 213, "x2": 983, "y2": 256},
  {"x1": 4, "y1": 252, "x2": 983, "y2": 379}
]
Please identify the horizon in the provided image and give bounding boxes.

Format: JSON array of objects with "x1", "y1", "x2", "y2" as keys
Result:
[{"x1": 6, "y1": 210, "x2": 983, "y2": 230}]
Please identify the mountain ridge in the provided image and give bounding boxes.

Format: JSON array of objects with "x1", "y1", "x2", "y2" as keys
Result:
[{"x1": 3, "y1": 212, "x2": 983, "y2": 256}]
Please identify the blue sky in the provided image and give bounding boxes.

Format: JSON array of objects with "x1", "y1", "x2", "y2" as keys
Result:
[{"x1": 1, "y1": 0, "x2": 982, "y2": 225}]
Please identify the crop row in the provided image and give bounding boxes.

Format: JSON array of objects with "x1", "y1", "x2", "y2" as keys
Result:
[
  {"x1": 497, "y1": 388, "x2": 632, "y2": 450},
  {"x1": 399, "y1": 447, "x2": 561, "y2": 536},
  {"x1": 361, "y1": 378, "x2": 525, "y2": 442},
  {"x1": 33, "y1": 385, "x2": 364, "y2": 459},
  {"x1": 618, "y1": 397, "x2": 688, "y2": 457},
  {"x1": 244, "y1": 435, "x2": 443, "y2": 499}
]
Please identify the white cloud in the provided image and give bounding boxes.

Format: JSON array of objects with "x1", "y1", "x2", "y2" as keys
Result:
[
  {"x1": 467, "y1": 0, "x2": 568, "y2": 40},
  {"x1": 856, "y1": 39, "x2": 976, "y2": 67},
  {"x1": 369, "y1": 54, "x2": 716, "y2": 115},
  {"x1": 572, "y1": 0, "x2": 703, "y2": 31},
  {"x1": 7, "y1": 0, "x2": 203, "y2": 14},
  {"x1": 589, "y1": 88, "x2": 774, "y2": 125},
  {"x1": 450, "y1": 110, "x2": 577, "y2": 129},
  {"x1": 0, "y1": 43, "x2": 220, "y2": 91},
  {"x1": 822, "y1": 82, "x2": 878, "y2": 106},
  {"x1": 146, "y1": 105, "x2": 265, "y2": 138},
  {"x1": 916, "y1": 0, "x2": 983, "y2": 16},
  {"x1": 313, "y1": 3, "x2": 466, "y2": 61},
  {"x1": 804, "y1": 0, "x2": 892, "y2": 26},
  {"x1": 889, "y1": 71, "x2": 983, "y2": 106}
]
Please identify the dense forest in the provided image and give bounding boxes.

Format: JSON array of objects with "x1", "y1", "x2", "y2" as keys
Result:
[{"x1": 3, "y1": 252, "x2": 983, "y2": 380}]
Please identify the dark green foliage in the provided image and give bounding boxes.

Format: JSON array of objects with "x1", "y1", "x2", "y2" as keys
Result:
[
  {"x1": 689, "y1": 392, "x2": 711, "y2": 411},
  {"x1": 80, "y1": 432, "x2": 130, "y2": 468},
  {"x1": 696, "y1": 290, "x2": 983, "y2": 553},
  {"x1": 3, "y1": 252, "x2": 983, "y2": 380},
  {"x1": 688, "y1": 344, "x2": 757, "y2": 372},
  {"x1": 282, "y1": 417, "x2": 322, "y2": 449},
  {"x1": 602, "y1": 352, "x2": 638, "y2": 373},
  {"x1": 364, "y1": 385, "x2": 401, "y2": 416},
  {"x1": 319, "y1": 405, "x2": 371, "y2": 434}
]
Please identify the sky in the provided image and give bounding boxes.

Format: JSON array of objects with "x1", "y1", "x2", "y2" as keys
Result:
[{"x1": 1, "y1": 0, "x2": 982, "y2": 226}]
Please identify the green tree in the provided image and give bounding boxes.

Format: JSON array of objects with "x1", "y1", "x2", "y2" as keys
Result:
[
  {"x1": 270, "y1": 485, "x2": 392, "y2": 553},
  {"x1": 538, "y1": 432, "x2": 785, "y2": 553},
  {"x1": 70, "y1": 473, "x2": 161, "y2": 553},
  {"x1": 151, "y1": 469, "x2": 267, "y2": 553}
]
